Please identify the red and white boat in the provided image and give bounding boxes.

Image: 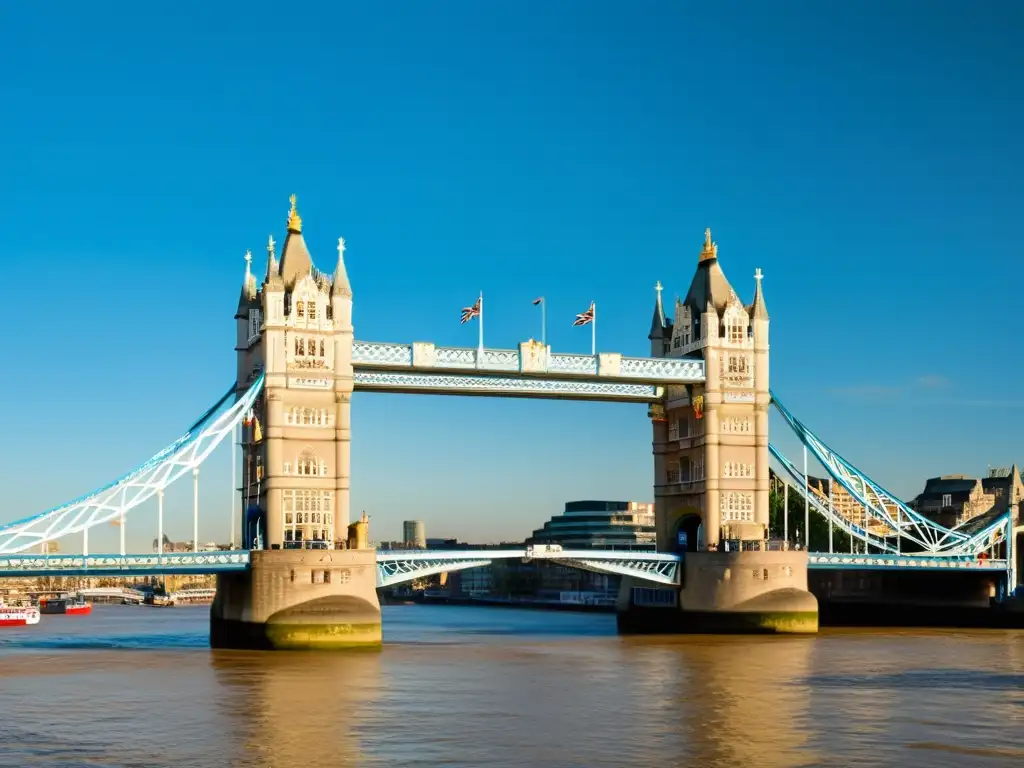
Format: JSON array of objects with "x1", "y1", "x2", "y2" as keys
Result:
[
  {"x1": 39, "y1": 595, "x2": 92, "y2": 616},
  {"x1": 0, "y1": 604, "x2": 41, "y2": 627}
]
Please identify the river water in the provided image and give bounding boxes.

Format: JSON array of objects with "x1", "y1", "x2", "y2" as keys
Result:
[{"x1": 0, "y1": 605, "x2": 1022, "y2": 767}]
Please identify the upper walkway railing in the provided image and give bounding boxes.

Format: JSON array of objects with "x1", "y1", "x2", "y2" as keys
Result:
[{"x1": 351, "y1": 341, "x2": 705, "y2": 384}]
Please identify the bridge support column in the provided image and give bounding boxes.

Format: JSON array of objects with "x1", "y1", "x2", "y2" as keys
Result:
[
  {"x1": 210, "y1": 547, "x2": 381, "y2": 650},
  {"x1": 616, "y1": 550, "x2": 818, "y2": 634}
]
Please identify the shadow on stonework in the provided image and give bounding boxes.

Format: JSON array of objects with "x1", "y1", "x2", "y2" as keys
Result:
[{"x1": 264, "y1": 594, "x2": 383, "y2": 650}]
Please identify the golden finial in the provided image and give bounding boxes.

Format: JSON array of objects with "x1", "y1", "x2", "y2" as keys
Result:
[
  {"x1": 287, "y1": 194, "x2": 303, "y2": 233},
  {"x1": 699, "y1": 227, "x2": 717, "y2": 262}
]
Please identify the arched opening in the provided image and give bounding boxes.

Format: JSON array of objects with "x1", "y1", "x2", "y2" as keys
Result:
[
  {"x1": 674, "y1": 513, "x2": 703, "y2": 553},
  {"x1": 245, "y1": 504, "x2": 266, "y2": 551}
]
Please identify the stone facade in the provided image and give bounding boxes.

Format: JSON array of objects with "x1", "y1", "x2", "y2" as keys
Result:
[
  {"x1": 648, "y1": 230, "x2": 770, "y2": 551},
  {"x1": 234, "y1": 196, "x2": 354, "y2": 550},
  {"x1": 220, "y1": 196, "x2": 380, "y2": 650}
]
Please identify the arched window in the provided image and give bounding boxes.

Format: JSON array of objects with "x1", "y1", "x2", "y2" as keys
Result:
[
  {"x1": 679, "y1": 456, "x2": 692, "y2": 483},
  {"x1": 319, "y1": 339, "x2": 325, "y2": 357},
  {"x1": 297, "y1": 300, "x2": 305, "y2": 318},
  {"x1": 723, "y1": 303, "x2": 748, "y2": 345},
  {"x1": 295, "y1": 338, "x2": 305, "y2": 355},
  {"x1": 308, "y1": 302, "x2": 317, "y2": 320}
]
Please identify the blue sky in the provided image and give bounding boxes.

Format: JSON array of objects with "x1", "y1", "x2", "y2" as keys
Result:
[{"x1": 1, "y1": 1, "x2": 1022, "y2": 550}]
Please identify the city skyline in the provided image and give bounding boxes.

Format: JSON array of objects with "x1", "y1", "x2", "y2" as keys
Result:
[{"x1": 2, "y1": 3, "x2": 1022, "y2": 548}]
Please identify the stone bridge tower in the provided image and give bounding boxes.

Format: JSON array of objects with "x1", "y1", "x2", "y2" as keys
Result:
[
  {"x1": 647, "y1": 229, "x2": 770, "y2": 552},
  {"x1": 618, "y1": 229, "x2": 815, "y2": 635},
  {"x1": 217, "y1": 195, "x2": 381, "y2": 651},
  {"x1": 234, "y1": 195, "x2": 354, "y2": 550}
]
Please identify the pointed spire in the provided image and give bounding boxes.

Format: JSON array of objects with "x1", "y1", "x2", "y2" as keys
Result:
[
  {"x1": 699, "y1": 227, "x2": 718, "y2": 263},
  {"x1": 263, "y1": 234, "x2": 283, "y2": 290},
  {"x1": 238, "y1": 249, "x2": 257, "y2": 306},
  {"x1": 287, "y1": 194, "x2": 302, "y2": 234},
  {"x1": 750, "y1": 267, "x2": 769, "y2": 320},
  {"x1": 648, "y1": 280, "x2": 667, "y2": 339},
  {"x1": 279, "y1": 194, "x2": 314, "y2": 288},
  {"x1": 332, "y1": 236, "x2": 352, "y2": 297},
  {"x1": 265, "y1": 234, "x2": 279, "y2": 277}
]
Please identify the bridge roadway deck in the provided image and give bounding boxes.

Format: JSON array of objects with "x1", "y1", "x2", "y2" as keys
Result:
[{"x1": 0, "y1": 550, "x2": 1009, "y2": 581}]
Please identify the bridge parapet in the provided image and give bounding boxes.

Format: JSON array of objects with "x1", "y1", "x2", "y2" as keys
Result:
[{"x1": 352, "y1": 341, "x2": 705, "y2": 384}]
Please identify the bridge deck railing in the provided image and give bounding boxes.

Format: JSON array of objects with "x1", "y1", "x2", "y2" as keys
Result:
[{"x1": 351, "y1": 341, "x2": 705, "y2": 383}]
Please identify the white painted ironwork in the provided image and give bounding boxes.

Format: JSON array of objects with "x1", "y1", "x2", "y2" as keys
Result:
[
  {"x1": 525, "y1": 547, "x2": 681, "y2": 585},
  {"x1": 619, "y1": 356, "x2": 703, "y2": 379},
  {"x1": 548, "y1": 354, "x2": 597, "y2": 375},
  {"x1": 0, "y1": 550, "x2": 251, "y2": 576},
  {"x1": 0, "y1": 375, "x2": 265, "y2": 555},
  {"x1": 771, "y1": 392, "x2": 1011, "y2": 557},
  {"x1": 435, "y1": 347, "x2": 479, "y2": 368},
  {"x1": 351, "y1": 341, "x2": 414, "y2": 366},
  {"x1": 808, "y1": 553, "x2": 1009, "y2": 571},
  {"x1": 352, "y1": 340, "x2": 705, "y2": 383},
  {"x1": 354, "y1": 371, "x2": 662, "y2": 401},
  {"x1": 375, "y1": 547, "x2": 682, "y2": 588}
]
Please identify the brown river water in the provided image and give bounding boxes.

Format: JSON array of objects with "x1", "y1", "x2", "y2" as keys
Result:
[{"x1": 0, "y1": 604, "x2": 1022, "y2": 767}]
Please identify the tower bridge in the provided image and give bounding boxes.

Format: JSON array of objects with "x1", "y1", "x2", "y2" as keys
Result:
[{"x1": 0, "y1": 197, "x2": 1020, "y2": 647}]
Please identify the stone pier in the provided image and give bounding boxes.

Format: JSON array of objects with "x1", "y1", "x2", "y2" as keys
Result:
[
  {"x1": 210, "y1": 547, "x2": 381, "y2": 650},
  {"x1": 616, "y1": 550, "x2": 818, "y2": 634}
]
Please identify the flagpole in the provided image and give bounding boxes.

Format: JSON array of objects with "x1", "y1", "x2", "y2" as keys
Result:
[
  {"x1": 591, "y1": 302, "x2": 596, "y2": 356},
  {"x1": 541, "y1": 298, "x2": 546, "y2": 347},
  {"x1": 478, "y1": 291, "x2": 484, "y2": 353}
]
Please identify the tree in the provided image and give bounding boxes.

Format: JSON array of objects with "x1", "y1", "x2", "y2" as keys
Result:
[{"x1": 769, "y1": 487, "x2": 854, "y2": 553}]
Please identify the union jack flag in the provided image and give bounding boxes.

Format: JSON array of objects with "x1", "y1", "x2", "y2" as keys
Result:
[
  {"x1": 460, "y1": 297, "x2": 481, "y2": 324},
  {"x1": 573, "y1": 302, "x2": 595, "y2": 326}
]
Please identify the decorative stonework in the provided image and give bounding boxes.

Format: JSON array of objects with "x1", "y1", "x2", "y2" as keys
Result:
[
  {"x1": 721, "y1": 492, "x2": 754, "y2": 522},
  {"x1": 723, "y1": 461, "x2": 754, "y2": 478},
  {"x1": 721, "y1": 416, "x2": 751, "y2": 434}
]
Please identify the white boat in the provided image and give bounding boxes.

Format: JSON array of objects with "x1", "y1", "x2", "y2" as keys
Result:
[{"x1": 0, "y1": 602, "x2": 41, "y2": 627}]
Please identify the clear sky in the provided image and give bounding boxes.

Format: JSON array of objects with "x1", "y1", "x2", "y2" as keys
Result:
[{"x1": 1, "y1": 1, "x2": 1021, "y2": 550}]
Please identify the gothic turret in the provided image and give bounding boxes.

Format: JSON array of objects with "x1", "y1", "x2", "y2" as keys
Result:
[
  {"x1": 682, "y1": 228, "x2": 736, "y2": 319},
  {"x1": 648, "y1": 280, "x2": 670, "y2": 355},
  {"x1": 278, "y1": 194, "x2": 315, "y2": 289},
  {"x1": 331, "y1": 237, "x2": 353, "y2": 298},
  {"x1": 748, "y1": 268, "x2": 769, "y2": 321},
  {"x1": 236, "y1": 250, "x2": 258, "y2": 311},
  {"x1": 263, "y1": 234, "x2": 283, "y2": 291}
]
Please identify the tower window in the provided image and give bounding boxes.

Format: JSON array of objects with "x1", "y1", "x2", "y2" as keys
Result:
[
  {"x1": 297, "y1": 301, "x2": 305, "y2": 318},
  {"x1": 326, "y1": 305, "x2": 333, "y2": 320},
  {"x1": 308, "y1": 302, "x2": 317, "y2": 320}
]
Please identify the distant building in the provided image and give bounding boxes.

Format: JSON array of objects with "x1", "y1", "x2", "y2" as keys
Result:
[
  {"x1": 910, "y1": 475, "x2": 997, "y2": 528},
  {"x1": 980, "y1": 465, "x2": 1024, "y2": 515},
  {"x1": 527, "y1": 500, "x2": 656, "y2": 550},
  {"x1": 804, "y1": 474, "x2": 900, "y2": 537},
  {"x1": 151, "y1": 535, "x2": 228, "y2": 553},
  {"x1": 403, "y1": 520, "x2": 426, "y2": 549},
  {"x1": 425, "y1": 537, "x2": 458, "y2": 549}
]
